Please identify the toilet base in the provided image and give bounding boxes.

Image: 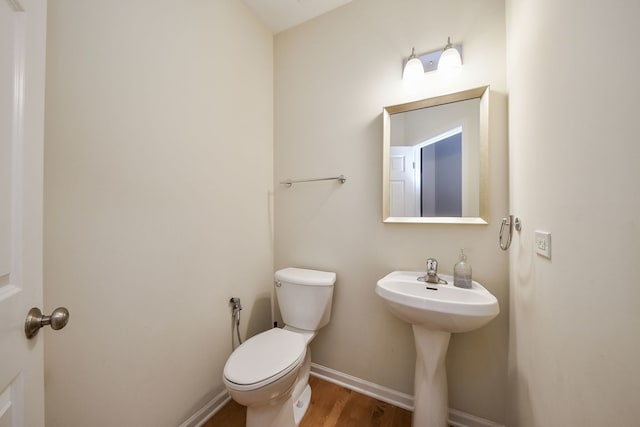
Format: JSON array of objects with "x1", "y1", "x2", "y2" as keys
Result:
[
  {"x1": 246, "y1": 393, "x2": 296, "y2": 427},
  {"x1": 244, "y1": 349, "x2": 313, "y2": 427},
  {"x1": 293, "y1": 384, "x2": 311, "y2": 425},
  {"x1": 245, "y1": 383, "x2": 311, "y2": 427}
]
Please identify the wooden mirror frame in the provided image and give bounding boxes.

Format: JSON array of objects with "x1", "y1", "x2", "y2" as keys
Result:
[{"x1": 382, "y1": 86, "x2": 489, "y2": 224}]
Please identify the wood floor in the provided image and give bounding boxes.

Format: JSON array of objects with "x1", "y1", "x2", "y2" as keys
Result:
[{"x1": 203, "y1": 375, "x2": 412, "y2": 427}]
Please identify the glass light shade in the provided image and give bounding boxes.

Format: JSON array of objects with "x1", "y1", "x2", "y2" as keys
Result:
[
  {"x1": 403, "y1": 56, "x2": 424, "y2": 83},
  {"x1": 438, "y1": 47, "x2": 462, "y2": 71}
]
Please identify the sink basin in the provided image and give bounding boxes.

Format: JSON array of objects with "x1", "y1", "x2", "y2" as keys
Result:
[
  {"x1": 376, "y1": 270, "x2": 499, "y2": 333},
  {"x1": 376, "y1": 270, "x2": 499, "y2": 427}
]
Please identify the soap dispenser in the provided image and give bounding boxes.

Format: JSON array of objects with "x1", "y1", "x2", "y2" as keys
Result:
[{"x1": 454, "y1": 249, "x2": 472, "y2": 288}]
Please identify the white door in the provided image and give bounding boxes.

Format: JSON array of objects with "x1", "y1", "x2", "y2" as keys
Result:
[
  {"x1": 0, "y1": 1, "x2": 47, "y2": 426},
  {"x1": 389, "y1": 146, "x2": 418, "y2": 217}
]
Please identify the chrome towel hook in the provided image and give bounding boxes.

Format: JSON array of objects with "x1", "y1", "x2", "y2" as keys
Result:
[{"x1": 499, "y1": 215, "x2": 521, "y2": 250}]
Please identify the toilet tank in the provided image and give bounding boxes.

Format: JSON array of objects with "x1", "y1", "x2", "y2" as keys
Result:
[{"x1": 274, "y1": 268, "x2": 336, "y2": 331}]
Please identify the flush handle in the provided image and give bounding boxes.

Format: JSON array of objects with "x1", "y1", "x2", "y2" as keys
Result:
[{"x1": 25, "y1": 307, "x2": 70, "y2": 339}]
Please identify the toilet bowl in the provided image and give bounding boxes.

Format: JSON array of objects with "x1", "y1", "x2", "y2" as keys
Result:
[{"x1": 222, "y1": 268, "x2": 336, "y2": 427}]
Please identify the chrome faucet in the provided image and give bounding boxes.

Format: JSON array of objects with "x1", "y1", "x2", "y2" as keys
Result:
[
  {"x1": 419, "y1": 258, "x2": 448, "y2": 284},
  {"x1": 426, "y1": 258, "x2": 439, "y2": 282}
]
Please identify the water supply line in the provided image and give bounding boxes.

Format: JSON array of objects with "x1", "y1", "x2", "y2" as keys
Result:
[{"x1": 230, "y1": 297, "x2": 243, "y2": 349}]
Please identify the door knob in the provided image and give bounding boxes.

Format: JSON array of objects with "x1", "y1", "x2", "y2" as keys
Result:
[{"x1": 25, "y1": 307, "x2": 70, "y2": 339}]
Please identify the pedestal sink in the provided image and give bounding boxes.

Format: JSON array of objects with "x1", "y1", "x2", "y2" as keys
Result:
[{"x1": 376, "y1": 271, "x2": 499, "y2": 427}]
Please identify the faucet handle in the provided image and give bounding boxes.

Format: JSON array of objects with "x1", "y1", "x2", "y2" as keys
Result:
[{"x1": 426, "y1": 258, "x2": 438, "y2": 272}]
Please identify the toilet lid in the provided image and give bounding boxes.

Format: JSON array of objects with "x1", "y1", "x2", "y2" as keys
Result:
[{"x1": 224, "y1": 328, "x2": 306, "y2": 386}]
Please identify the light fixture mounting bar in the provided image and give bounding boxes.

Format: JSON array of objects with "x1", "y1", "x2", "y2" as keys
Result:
[{"x1": 405, "y1": 45, "x2": 462, "y2": 73}]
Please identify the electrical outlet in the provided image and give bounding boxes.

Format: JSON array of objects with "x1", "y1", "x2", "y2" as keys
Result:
[{"x1": 535, "y1": 231, "x2": 551, "y2": 258}]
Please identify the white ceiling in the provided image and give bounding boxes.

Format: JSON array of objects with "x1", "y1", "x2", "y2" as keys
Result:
[{"x1": 241, "y1": 0, "x2": 353, "y2": 33}]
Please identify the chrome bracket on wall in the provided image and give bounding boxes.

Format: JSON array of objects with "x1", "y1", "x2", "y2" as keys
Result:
[{"x1": 499, "y1": 215, "x2": 521, "y2": 250}]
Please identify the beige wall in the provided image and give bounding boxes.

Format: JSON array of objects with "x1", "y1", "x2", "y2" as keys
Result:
[
  {"x1": 506, "y1": 0, "x2": 640, "y2": 425},
  {"x1": 43, "y1": 1, "x2": 273, "y2": 426},
  {"x1": 274, "y1": 0, "x2": 508, "y2": 422}
]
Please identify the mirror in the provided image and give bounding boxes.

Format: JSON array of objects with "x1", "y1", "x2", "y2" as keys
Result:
[{"x1": 383, "y1": 86, "x2": 489, "y2": 224}]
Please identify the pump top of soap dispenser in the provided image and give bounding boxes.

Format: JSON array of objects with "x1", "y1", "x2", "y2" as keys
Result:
[{"x1": 454, "y1": 248, "x2": 472, "y2": 288}]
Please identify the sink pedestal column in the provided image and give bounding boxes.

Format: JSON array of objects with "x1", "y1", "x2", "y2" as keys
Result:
[{"x1": 412, "y1": 325, "x2": 451, "y2": 427}]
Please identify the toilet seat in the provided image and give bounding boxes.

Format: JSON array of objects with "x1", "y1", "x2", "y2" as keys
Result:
[{"x1": 224, "y1": 328, "x2": 306, "y2": 391}]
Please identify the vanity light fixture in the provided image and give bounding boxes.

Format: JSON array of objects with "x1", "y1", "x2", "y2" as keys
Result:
[
  {"x1": 402, "y1": 47, "x2": 424, "y2": 84},
  {"x1": 437, "y1": 37, "x2": 462, "y2": 71},
  {"x1": 402, "y1": 37, "x2": 463, "y2": 81}
]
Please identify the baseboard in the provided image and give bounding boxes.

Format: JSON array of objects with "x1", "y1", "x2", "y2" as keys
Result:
[
  {"x1": 180, "y1": 364, "x2": 504, "y2": 427},
  {"x1": 178, "y1": 389, "x2": 231, "y2": 427},
  {"x1": 310, "y1": 363, "x2": 505, "y2": 427},
  {"x1": 448, "y1": 408, "x2": 505, "y2": 427},
  {"x1": 310, "y1": 363, "x2": 414, "y2": 410}
]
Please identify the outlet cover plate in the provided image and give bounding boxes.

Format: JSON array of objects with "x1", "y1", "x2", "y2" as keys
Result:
[{"x1": 535, "y1": 231, "x2": 551, "y2": 258}]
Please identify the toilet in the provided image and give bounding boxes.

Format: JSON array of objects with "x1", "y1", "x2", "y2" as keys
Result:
[{"x1": 223, "y1": 267, "x2": 336, "y2": 427}]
